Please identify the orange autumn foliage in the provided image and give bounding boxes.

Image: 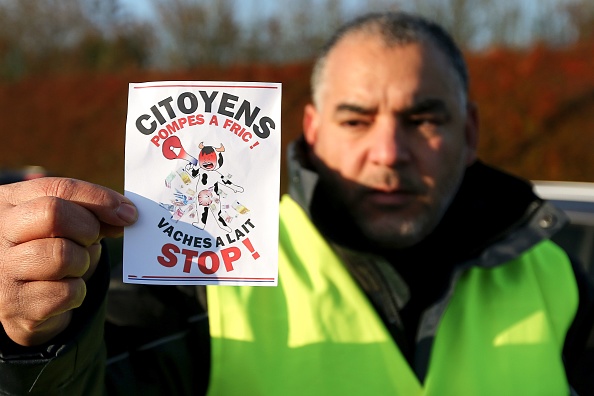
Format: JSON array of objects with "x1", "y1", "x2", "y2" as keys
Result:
[
  {"x1": 469, "y1": 40, "x2": 594, "y2": 181},
  {"x1": 1, "y1": 39, "x2": 593, "y2": 194}
]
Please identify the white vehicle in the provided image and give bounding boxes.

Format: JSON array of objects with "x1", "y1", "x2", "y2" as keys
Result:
[{"x1": 533, "y1": 181, "x2": 594, "y2": 279}]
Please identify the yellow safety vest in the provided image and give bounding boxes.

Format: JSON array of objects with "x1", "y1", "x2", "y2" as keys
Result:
[{"x1": 207, "y1": 195, "x2": 578, "y2": 395}]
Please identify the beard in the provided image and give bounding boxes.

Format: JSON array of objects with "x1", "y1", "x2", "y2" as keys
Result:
[
  {"x1": 350, "y1": 190, "x2": 449, "y2": 249},
  {"x1": 315, "y1": 162, "x2": 466, "y2": 250}
]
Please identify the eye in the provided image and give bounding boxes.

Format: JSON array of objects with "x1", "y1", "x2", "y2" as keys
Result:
[
  {"x1": 409, "y1": 114, "x2": 442, "y2": 125},
  {"x1": 407, "y1": 114, "x2": 447, "y2": 137},
  {"x1": 340, "y1": 119, "x2": 371, "y2": 129}
]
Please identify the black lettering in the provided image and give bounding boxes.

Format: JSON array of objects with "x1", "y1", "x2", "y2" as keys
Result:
[
  {"x1": 183, "y1": 233, "x2": 194, "y2": 246},
  {"x1": 234, "y1": 100, "x2": 260, "y2": 127},
  {"x1": 226, "y1": 233, "x2": 236, "y2": 244},
  {"x1": 253, "y1": 116, "x2": 274, "y2": 139},
  {"x1": 151, "y1": 104, "x2": 166, "y2": 125},
  {"x1": 200, "y1": 91, "x2": 218, "y2": 112},
  {"x1": 136, "y1": 114, "x2": 156, "y2": 135},
  {"x1": 218, "y1": 93, "x2": 238, "y2": 117},
  {"x1": 173, "y1": 231, "x2": 183, "y2": 241},
  {"x1": 158, "y1": 97, "x2": 176, "y2": 119},
  {"x1": 178, "y1": 92, "x2": 199, "y2": 114}
]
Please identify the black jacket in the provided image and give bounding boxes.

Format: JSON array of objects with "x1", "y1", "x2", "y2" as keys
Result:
[{"x1": 0, "y1": 140, "x2": 593, "y2": 395}]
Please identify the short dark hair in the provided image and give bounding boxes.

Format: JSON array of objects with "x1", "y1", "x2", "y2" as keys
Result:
[{"x1": 311, "y1": 11, "x2": 469, "y2": 106}]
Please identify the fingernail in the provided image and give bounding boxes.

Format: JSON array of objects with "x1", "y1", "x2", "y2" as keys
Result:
[{"x1": 116, "y1": 202, "x2": 138, "y2": 223}]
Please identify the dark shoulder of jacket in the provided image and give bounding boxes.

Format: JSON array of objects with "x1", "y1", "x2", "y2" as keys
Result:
[
  {"x1": 104, "y1": 261, "x2": 210, "y2": 395},
  {"x1": 563, "y1": 253, "x2": 594, "y2": 396}
]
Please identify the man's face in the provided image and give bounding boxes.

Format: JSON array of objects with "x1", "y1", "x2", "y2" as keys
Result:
[{"x1": 303, "y1": 35, "x2": 478, "y2": 248}]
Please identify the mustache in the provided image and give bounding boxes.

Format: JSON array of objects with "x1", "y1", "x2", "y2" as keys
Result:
[{"x1": 360, "y1": 169, "x2": 426, "y2": 193}]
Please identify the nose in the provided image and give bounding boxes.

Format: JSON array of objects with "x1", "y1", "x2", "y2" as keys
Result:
[{"x1": 368, "y1": 118, "x2": 411, "y2": 166}]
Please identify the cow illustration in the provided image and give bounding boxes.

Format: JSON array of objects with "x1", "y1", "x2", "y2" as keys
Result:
[{"x1": 162, "y1": 136, "x2": 244, "y2": 233}]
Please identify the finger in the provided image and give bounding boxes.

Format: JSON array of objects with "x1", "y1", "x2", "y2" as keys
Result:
[
  {"x1": 1, "y1": 196, "x2": 101, "y2": 247},
  {"x1": 83, "y1": 242, "x2": 102, "y2": 282},
  {"x1": 3, "y1": 311, "x2": 73, "y2": 347},
  {"x1": 21, "y1": 278, "x2": 87, "y2": 319},
  {"x1": 0, "y1": 178, "x2": 138, "y2": 228},
  {"x1": 2, "y1": 238, "x2": 91, "y2": 281},
  {"x1": 99, "y1": 223, "x2": 126, "y2": 240},
  {"x1": 0, "y1": 278, "x2": 85, "y2": 346}
]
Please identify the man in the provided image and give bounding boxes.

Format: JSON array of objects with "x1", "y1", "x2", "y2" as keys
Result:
[{"x1": 0, "y1": 11, "x2": 592, "y2": 395}]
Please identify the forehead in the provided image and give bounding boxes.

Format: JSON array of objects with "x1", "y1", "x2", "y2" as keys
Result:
[{"x1": 319, "y1": 34, "x2": 462, "y2": 108}]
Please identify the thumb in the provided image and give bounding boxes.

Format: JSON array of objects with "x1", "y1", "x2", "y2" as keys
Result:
[{"x1": 1, "y1": 177, "x2": 138, "y2": 230}]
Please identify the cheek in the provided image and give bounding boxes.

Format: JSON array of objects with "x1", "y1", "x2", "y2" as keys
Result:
[
  {"x1": 423, "y1": 137, "x2": 467, "y2": 188},
  {"x1": 413, "y1": 135, "x2": 444, "y2": 168},
  {"x1": 315, "y1": 138, "x2": 366, "y2": 179}
]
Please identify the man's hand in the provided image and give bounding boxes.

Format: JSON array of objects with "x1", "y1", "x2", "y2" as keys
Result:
[{"x1": 0, "y1": 178, "x2": 138, "y2": 347}]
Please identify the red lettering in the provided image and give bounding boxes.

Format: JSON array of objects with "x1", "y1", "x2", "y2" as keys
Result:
[
  {"x1": 220, "y1": 246, "x2": 241, "y2": 271},
  {"x1": 158, "y1": 128, "x2": 169, "y2": 139},
  {"x1": 242, "y1": 131, "x2": 253, "y2": 142},
  {"x1": 158, "y1": 244, "x2": 243, "y2": 275},
  {"x1": 151, "y1": 135, "x2": 161, "y2": 147},
  {"x1": 223, "y1": 118, "x2": 234, "y2": 129},
  {"x1": 166, "y1": 120, "x2": 180, "y2": 134},
  {"x1": 178, "y1": 117, "x2": 188, "y2": 128},
  {"x1": 181, "y1": 249, "x2": 200, "y2": 273},
  {"x1": 230, "y1": 122, "x2": 242, "y2": 134},
  {"x1": 198, "y1": 251, "x2": 220, "y2": 274},
  {"x1": 188, "y1": 114, "x2": 205, "y2": 127},
  {"x1": 158, "y1": 243, "x2": 179, "y2": 267}
]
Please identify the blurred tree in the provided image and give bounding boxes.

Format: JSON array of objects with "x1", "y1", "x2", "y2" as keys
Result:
[
  {"x1": 151, "y1": 0, "x2": 240, "y2": 67},
  {"x1": 279, "y1": 0, "x2": 344, "y2": 57},
  {"x1": 148, "y1": 0, "x2": 594, "y2": 69},
  {"x1": 0, "y1": 0, "x2": 154, "y2": 80},
  {"x1": 565, "y1": 0, "x2": 594, "y2": 41},
  {"x1": 392, "y1": 0, "x2": 579, "y2": 49},
  {"x1": 1, "y1": 0, "x2": 592, "y2": 74},
  {"x1": 1, "y1": 0, "x2": 594, "y2": 187}
]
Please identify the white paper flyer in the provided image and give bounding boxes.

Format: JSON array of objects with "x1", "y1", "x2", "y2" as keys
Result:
[{"x1": 123, "y1": 81, "x2": 281, "y2": 286}]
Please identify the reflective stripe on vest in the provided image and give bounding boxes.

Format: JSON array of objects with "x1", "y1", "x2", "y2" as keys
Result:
[{"x1": 207, "y1": 195, "x2": 578, "y2": 396}]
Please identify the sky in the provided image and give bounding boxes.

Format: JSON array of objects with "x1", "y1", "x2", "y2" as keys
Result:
[
  {"x1": 116, "y1": 0, "x2": 370, "y2": 26},
  {"x1": 115, "y1": 0, "x2": 581, "y2": 49},
  {"x1": 118, "y1": 0, "x2": 283, "y2": 23},
  {"x1": 118, "y1": 0, "x2": 156, "y2": 20}
]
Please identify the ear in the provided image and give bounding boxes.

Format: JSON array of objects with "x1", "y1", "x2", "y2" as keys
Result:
[
  {"x1": 464, "y1": 102, "x2": 479, "y2": 165},
  {"x1": 303, "y1": 104, "x2": 319, "y2": 145}
]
